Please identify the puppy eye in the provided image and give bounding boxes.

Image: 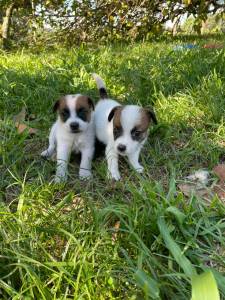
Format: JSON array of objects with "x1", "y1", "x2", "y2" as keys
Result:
[
  {"x1": 61, "y1": 109, "x2": 70, "y2": 117},
  {"x1": 113, "y1": 127, "x2": 122, "y2": 135},
  {"x1": 134, "y1": 130, "x2": 141, "y2": 136},
  {"x1": 77, "y1": 108, "x2": 88, "y2": 120},
  {"x1": 131, "y1": 129, "x2": 142, "y2": 138}
]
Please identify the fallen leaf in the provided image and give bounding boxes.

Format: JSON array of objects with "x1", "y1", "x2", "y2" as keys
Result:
[
  {"x1": 203, "y1": 43, "x2": 224, "y2": 49},
  {"x1": 179, "y1": 167, "x2": 225, "y2": 203},
  {"x1": 178, "y1": 183, "x2": 211, "y2": 198},
  {"x1": 16, "y1": 123, "x2": 38, "y2": 135},
  {"x1": 213, "y1": 184, "x2": 225, "y2": 202},
  {"x1": 213, "y1": 164, "x2": 225, "y2": 182},
  {"x1": 112, "y1": 220, "x2": 120, "y2": 244},
  {"x1": 13, "y1": 106, "x2": 26, "y2": 123},
  {"x1": 13, "y1": 107, "x2": 38, "y2": 135}
]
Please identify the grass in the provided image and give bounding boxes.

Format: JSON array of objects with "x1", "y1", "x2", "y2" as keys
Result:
[{"x1": 0, "y1": 37, "x2": 225, "y2": 299}]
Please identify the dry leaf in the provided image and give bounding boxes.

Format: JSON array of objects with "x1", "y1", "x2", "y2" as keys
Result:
[
  {"x1": 13, "y1": 107, "x2": 38, "y2": 135},
  {"x1": 178, "y1": 183, "x2": 212, "y2": 203},
  {"x1": 13, "y1": 106, "x2": 26, "y2": 123},
  {"x1": 178, "y1": 169, "x2": 212, "y2": 203},
  {"x1": 178, "y1": 167, "x2": 225, "y2": 203},
  {"x1": 178, "y1": 183, "x2": 210, "y2": 198},
  {"x1": 213, "y1": 164, "x2": 225, "y2": 182},
  {"x1": 112, "y1": 221, "x2": 120, "y2": 244},
  {"x1": 16, "y1": 123, "x2": 38, "y2": 135},
  {"x1": 203, "y1": 43, "x2": 223, "y2": 49},
  {"x1": 213, "y1": 184, "x2": 225, "y2": 202}
]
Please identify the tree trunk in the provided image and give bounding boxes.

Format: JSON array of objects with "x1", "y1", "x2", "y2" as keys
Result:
[
  {"x1": 172, "y1": 16, "x2": 179, "y2": 36},
  {"x1": 201, "y1": 20, "x2": 207, "y2": 35},
  {"x1": 2, "y1": 2, "x2": 15, "y2": 49}
]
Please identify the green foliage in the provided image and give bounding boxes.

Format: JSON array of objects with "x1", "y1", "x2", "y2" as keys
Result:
[
  {"x1": 1, "y1": 0, "x2": 225, "y2": 47},
  {"x1": 191, "y1": 271, "x2": 220, "y2": 300},
  {"x1": 0, "y1": 38, "x2": 225, "y2": 299}
]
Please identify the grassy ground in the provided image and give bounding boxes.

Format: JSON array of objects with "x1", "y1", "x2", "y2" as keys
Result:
[{"x1": 0, "y1": 37, "x2": 225, "y2": 299}]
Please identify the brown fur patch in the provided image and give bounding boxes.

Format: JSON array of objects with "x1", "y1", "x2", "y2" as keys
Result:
[
  {"x1": 59, "y1": 97, "x2": 70, "y2": 122},
  {"x1": 112, "y1": 106, "x2": 124, "y2": 140},
  {"x1": 113, "y1": 106, "x2": 123, "y2": 128},
  {"x1": 130, "y1": 109, "x2": 151, "y2": 142},
  {"x1": 75, "y1": 95, "x2": 93, "y2": 122},
  {"x1": 58, "y1": 96, "x2": 67, "y2": 110},
  {"x1": 139, "y1": 109, "x2": 151, "y2": 132},
  {"x1": 54, "y1": 96, "x2": 71, "y2": 123},
  {"x1": 53, "y1": 96, "x2": 67, "y2": 112}
]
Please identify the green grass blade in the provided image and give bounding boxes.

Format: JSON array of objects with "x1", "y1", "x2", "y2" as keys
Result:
[
  {"x1": 157, "y1": 216, "x2": 196, "y2": 278},
  {"x1": 166, "y1": 206, "x2": 186, "y2": 225},
  {"x1": 205, "y1": 269, "x2": 225, "y2": 296},
  {"x1": 191, "y1": 271, "x2": 220, "y2": 300},
  {"x1": 134, "y1": 269, "x2": 160, "y2": 299}
]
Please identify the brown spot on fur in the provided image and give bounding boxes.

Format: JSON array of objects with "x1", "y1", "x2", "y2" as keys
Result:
[
  {"x1": 113, "y1": 106, "x2": 123, "y2": 128},
  {"x1": 75, "y1": 95, "x2": 94, "y2": 122},
  {"x1": 53, "y1": 96, "x2": 71, "y2": 123},
  {"x1": 139, "y1": 108, "x2": 152, "y2": 131},
  {"x1": 109, "y1": 106, "x2": 124, "y2": 140},
  {"x1": 53, "y1": 96, "x2": 67, "y2": 112},
  {"x1": 130, "y1": 109, "x2": 152, "y2": 142}
]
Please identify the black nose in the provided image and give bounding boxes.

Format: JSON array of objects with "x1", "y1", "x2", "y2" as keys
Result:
[
  {"x1": 70, "y1": 122, "x2": 79, "y2": 131},
  {"x1": 117, "y1": 144, "x2": 126, "y2": 152}
]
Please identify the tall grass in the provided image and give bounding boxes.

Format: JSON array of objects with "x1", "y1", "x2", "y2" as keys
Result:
[{"x1": 0, "y1": 38, "x2": 225, "y2": 299}]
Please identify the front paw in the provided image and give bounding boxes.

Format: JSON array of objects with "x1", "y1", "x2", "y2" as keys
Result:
[
  {"x1": 54, "y1": 173, "x2": 67, "y2": 183},
  {"x1": 108, "y1": 170, "x2": 121, "y2": 181},
  {"x1": 79, "y1": 169, "x2": 92, "y2": 180},
  {"x1": 41, "y1": 150, "x2": 50, "y2": 158},
  {"x1": 135, "y1": 165, "x2": 144, "y2": 173}
]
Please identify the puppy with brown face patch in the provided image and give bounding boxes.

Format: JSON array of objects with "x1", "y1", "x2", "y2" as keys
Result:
[
  {"x1": 93, "y1": 74, "x2": 157, "y2": 181},
  {"x1": 41, "y1": 94, "x2": 95, "y2": 182}
]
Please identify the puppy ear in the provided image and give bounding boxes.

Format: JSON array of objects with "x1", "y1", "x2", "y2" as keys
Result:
[
  {"x1": 88, "y1": 97, "x2": 94, "y2": 111},
  {"x1": 53, "y1": 100, "x2": 60, "y2": 113},
  {"x1": 145, "y1": 107, "x2": 158, "y2": 125},
  {"x1": 108, "y1": 106, "x2": 120, "y2": 122}
]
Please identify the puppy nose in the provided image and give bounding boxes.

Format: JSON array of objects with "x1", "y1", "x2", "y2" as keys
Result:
[
  {"x1": 70, "y1": 122, "x2": 79, "y2": 131},
  {"x1": 117, "y1": 144, "x2": 126, "y2": 152}
]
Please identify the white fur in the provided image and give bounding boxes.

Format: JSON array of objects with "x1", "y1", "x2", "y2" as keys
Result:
[
  {"x1": 41, "y1": 94, "x2": 95, "y2": 182},
  {"x1": 93, "y1": 75, "x2": 147, "y2": 181},
  {"x1": 92, "y1": 73, "x2": 106, "y2": 90}
]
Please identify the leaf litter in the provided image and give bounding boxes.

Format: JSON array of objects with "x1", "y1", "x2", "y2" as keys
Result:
[
  {"x1": 13, "y1": 106, "x2": 38, "y2": 135},
  {"x1": 178, "y1": 165, "x2": 225, "y2": 203}
]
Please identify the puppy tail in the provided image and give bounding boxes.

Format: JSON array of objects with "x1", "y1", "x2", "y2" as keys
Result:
[{"x1": 92, "y1": 73, "x2": 108, "y2": 99}]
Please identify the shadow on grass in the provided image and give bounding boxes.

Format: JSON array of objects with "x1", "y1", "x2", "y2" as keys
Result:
[{"x1": 0, "y1": 41, "x2": 225, "y2": 200}]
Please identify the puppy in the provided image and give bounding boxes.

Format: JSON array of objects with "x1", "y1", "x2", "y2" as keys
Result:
[
  {"x1": 41, "y1": 94, "x2": 95, "y2": 182},
  {"x1": 93, "y1": 74, "x2": 157, "y2": 181}
]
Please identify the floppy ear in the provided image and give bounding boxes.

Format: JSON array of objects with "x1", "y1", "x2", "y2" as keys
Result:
[
  {"x1": 53, "y1": 100, "x2": 60, "y2": 113},
  {"x1": 145, "y1": 107, "x2": 158, "y2": 125},
  {"x1": 88, "y1": 97, "x2": 94, "y2": 111},
  {"x1": 108, "y1": 106, "x2": 120, "y2": 122}
]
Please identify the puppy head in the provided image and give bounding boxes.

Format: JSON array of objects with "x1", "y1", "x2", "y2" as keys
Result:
[
  {"x1": 53, "y1": 94, "x2": 94, "y2": 133},
  {"x1": 108, "y1": 105, "x2": 157, "y2": 156}
]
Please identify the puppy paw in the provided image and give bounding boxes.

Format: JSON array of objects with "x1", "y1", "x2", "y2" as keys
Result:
[
  {"x1": 41, "y1": 146, "x2": 55, "y2": 158},
  {"x1": 108, "y1": 170, "x2": 121, "y2": 181},
  {"x1": 41, "y1": 150, "x2": 50, "y2": 158},
  {"x1": 79, "y1": 169, "x2": 92, "y2": 180},
  {"x1": 135, "y1": 165, "x2": 144, "y2": 173},
  {"x1": 54, "y1": 174, "x2": 67, "y2": 183}
]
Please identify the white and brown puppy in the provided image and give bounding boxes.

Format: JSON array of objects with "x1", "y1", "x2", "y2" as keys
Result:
[
  {"x1": 93, "y1": 74, "x2": 157, "y2": 181},
  {"x1": 41, "y1": 94, "x2": 95, "y2": 182}
]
